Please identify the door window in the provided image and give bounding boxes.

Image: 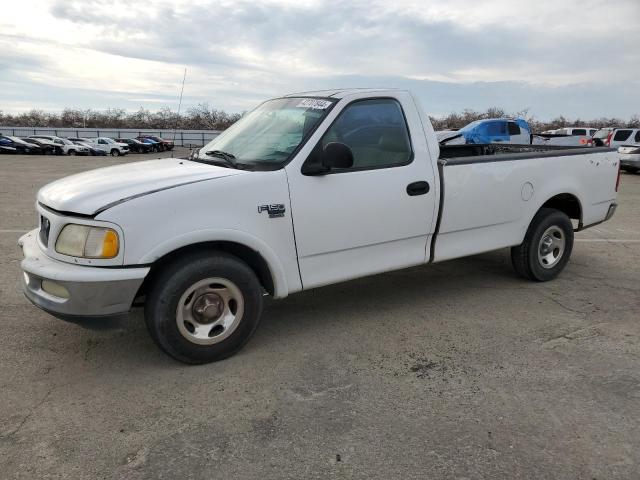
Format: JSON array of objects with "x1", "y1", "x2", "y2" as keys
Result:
[
  {"x1": 613, "y1": 130, "x2": 632, "y2": 141},
  {"x1": 572, "y1": 129, "x2": 587, "y2": 136},
  {"x1": 307, "y1": 98, "x2": 412, "y2": 171},
  {"x1": 508, "y1": 122, "x2": 521, "y2": 135},
  {"x1": 485, "y1": 121, "x2": 507, "y2": 136},
  {"x1": 635, "y1": 131, "x2": 640, "y2": 142}
]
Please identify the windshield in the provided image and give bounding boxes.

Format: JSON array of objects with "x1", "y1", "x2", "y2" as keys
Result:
[
  {"x1": 197, "y1": 97, "x2": 336, "y2": 168},
  {"x1": 458, "y1": 120, "x2": 482, "y2": 133},
  {"x1": 593, "y1": 129, "x2": 611, "y2": 139}
]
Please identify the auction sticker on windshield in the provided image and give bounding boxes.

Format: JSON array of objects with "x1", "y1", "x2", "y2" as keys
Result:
[{"x1": 296, "y1": 99, "x2": 333, "y2": 109}]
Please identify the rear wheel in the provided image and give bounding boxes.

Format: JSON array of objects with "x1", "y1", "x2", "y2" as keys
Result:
[
  {"x1": 511, "y1": 208, "x2": 574, "y2": 281},
  {"x1": 144, "y1": 252, "x2": 264, "y2": 364}
]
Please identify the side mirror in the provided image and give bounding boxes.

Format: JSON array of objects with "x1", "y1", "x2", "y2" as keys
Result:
[
  {"x1": 301, "y1": 142, "x2": 354, "y2": 176},
  {"x1": 322, "y1": 142, "x2": 353, "y2": 169}
]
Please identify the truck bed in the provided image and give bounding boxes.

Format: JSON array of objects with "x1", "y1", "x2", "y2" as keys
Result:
[{"x1": 432, "y1": 146, "x2": 619, "y2": 263}]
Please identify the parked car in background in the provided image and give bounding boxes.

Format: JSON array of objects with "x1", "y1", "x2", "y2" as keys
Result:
[
  {"x1": 115, "y1": 138, "x2": 153, "y2": 153},
  {"x1": 66, "y1": 138, "x2": 107, "y2": 156},
  {"x1": 29, "y1": 135, "x2": 90, "y2": 155},
  {"x1": 0, "y1": 136, "x2": 19, "y2": 153},
  {"x1": 0, "y1": 144, "x2": 17, "y2": 153},
  {"x1": 136, "y1": 135, "x2": 174, "y2": 151},
  {"x1": 0, "y1": 135, "x2": 43, "y2": 154},
  {"x1": 84, "y1": 137, "x2": 130, "y2": 156},
  {"x1": 554, "y1": 127, "x2": 598, "y2": 137},
  {"x1": 608, "y1": 128, "x2": 640, "y2": 149},
  {"x1": 533, "y1": 131, "x2": 594, "y2": 147},
  {"x1": 21, "y1": 137, "x2": 58, "y2": 155},
  {"x1": 137, "y1": 137, "x2": 161, "y2": 152},
  {"x1": 438, "y1": 118, "x2": 531, "y2": 145},
  {"x1": 618, "y1": 144, "x2": 640, "y2": 173}
]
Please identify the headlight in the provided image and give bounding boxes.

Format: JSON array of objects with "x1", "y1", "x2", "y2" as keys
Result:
[{"x1": 55, "y1": 224, "x2": 119, "y2": 258}]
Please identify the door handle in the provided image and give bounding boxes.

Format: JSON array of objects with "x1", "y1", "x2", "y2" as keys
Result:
[{"x1": 406, "y1": 181, "x2": 430, "y2": 196}]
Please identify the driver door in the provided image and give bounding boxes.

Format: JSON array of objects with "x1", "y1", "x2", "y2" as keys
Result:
[{"x1": 285, "y1": 95, "x2": 437, "y2": 289}]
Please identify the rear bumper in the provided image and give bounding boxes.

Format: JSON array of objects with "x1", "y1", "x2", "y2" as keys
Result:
[
  {"x1": 620, "y1": 153, "x2": 640, "y2": 167},
  {"x1": 18, "y1": 230, "x2": 149, "y2": 319},
  {"x1": 604, "y1": 202, "x2": 617, "y2": 221},
  {"x1": 577, "y1": 203, "x2": 617, "y2": 232}
]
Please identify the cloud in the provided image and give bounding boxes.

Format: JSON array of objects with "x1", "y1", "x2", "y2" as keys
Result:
[{"x1": 1, "y1": 0, "x2": 638, "y2": 118}]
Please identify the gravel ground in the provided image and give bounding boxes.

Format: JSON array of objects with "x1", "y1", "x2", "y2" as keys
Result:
[{"x1": 1, "y1": 149, "x2": 639, "y2": 479}]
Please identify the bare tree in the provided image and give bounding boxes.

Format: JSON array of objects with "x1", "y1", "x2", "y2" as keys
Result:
[{"x1": 0, "y1": 105, "x2": 637, "y2": 132}]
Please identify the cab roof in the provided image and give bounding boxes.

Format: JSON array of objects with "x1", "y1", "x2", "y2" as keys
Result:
[{"x1": 284, "y1": 88, "x2": 405, "y2": 99}]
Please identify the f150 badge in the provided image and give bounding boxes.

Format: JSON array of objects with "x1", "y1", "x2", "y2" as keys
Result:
[{"x1": 258, "y1": 204, "x2": 286, "y2": 218}]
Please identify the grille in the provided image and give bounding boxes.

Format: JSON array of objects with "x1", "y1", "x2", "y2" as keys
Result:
[{"x1": 39, "y1": 215, "x2": 51, "y2": 246}]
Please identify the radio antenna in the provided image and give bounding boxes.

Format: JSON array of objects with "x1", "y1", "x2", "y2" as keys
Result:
[{"x1": 172, "y1": 67, "x2": 187, "y2": 158}]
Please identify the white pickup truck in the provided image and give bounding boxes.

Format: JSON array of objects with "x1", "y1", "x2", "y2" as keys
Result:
[
  {"x1": 19, "y1": 89, "x2": 620, "y2": 364},
  {"x1": 84, "y1": 137, "x2": 130, "y2": 156}
]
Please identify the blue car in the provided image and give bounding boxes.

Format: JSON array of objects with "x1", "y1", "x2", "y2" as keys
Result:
[
  {"x1": 440, "y1": 118, "x2": 532, "y2": 145},
  {"x1": 138, "y1": 138, "x2": 161, "y2": 152}
]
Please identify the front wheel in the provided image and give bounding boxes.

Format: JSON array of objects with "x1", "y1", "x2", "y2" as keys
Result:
[
  {"x1": 511, "y1": 208, "x2": 574, "y2": 281},
  {"x1": 144, "y1": 252, "x2": 264, "y2": 364},
  {"x1": 110, "y1": 148, "x2": 120, "y2": 157},
  {"x1": 67, "y1": 149, "x2": 76, "y2": 156}
]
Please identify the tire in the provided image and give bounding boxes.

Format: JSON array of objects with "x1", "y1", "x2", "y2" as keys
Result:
[
  {"x1": 511, "y1": 208, "x2": 574, "y2": 282},
  {"x1": 144, "y1": 251, "x2": 264, "y2": 364},
  {"x1": 110, "y1": 148, "x2": 120, "y2": 157},
  {"x1": 67, "y1": 149, "x2": 76, "y2": 156},
  {"x1": 624, "y1": 167, "x2": 639, "y2": 174}
]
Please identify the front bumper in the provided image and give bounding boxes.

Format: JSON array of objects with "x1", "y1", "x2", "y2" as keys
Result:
[{"x1": 19, "y1": 229, "x2": 149, "y2": 319}]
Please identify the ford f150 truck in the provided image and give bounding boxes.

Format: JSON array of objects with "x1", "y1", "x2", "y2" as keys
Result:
[{"x1": 18, "y1": 89, "x2": 620, "y2": 364}]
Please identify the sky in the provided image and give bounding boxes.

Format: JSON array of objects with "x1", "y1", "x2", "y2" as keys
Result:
[{"x1": 1, "y1": 0, "x2": 639, "y2": 120}]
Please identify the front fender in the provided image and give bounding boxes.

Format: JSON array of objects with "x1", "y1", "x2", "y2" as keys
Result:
[{"x1": 138, "y1": 228, "x2": 289, "y2": 298}]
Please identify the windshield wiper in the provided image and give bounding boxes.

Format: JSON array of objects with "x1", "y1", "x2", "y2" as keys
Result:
[{"x1": 204, "y1": 150, "x2": 238, "y2": 168}]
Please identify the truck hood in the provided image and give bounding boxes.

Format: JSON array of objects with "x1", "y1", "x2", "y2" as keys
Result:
[{"x1": 38, "y1": 158, "x2": 243, "y2": 216}]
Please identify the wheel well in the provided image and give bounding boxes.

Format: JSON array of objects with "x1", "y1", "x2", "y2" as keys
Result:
[
  {"x1": 540, "y1": 193, "x2": 582, "y2": 224},
  {"x1": 136, "y1": 241, "x2": 275, "y2": 302}
]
